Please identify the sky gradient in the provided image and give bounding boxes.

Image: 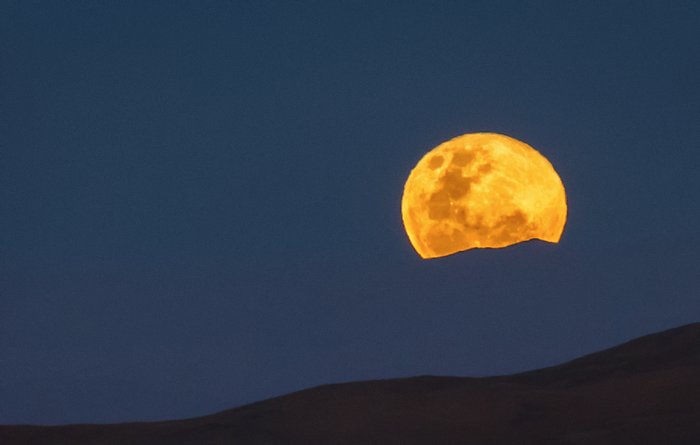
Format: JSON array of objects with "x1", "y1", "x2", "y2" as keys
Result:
[{"x1": 2, "y1": 0, "x2": 700, "y2": 424}]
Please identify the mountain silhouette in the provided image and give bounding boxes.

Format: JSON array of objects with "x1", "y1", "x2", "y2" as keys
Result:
[{"x1": 2, "y1": 322, "x2": 699, "y2": 444}]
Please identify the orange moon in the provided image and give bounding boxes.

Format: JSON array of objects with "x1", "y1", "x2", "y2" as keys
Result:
[{"x1": 401, "y1": 133, "x2": 567, "y2": 259}]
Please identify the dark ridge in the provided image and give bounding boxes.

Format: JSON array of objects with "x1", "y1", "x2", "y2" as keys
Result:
[
  {"x1": 513, "y1": 322, "x2": 700, "y2": 386},
  {"x1": 2, "y1": 322, "x2": 699, "y2": 444}
]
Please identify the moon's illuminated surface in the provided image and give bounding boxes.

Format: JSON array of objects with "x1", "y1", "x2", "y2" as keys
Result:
[{"x1": 401, "y1": 133, "x2": 567, "y2": 259}]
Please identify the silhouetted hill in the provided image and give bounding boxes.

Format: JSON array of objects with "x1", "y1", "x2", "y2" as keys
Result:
[{"x1": 2, "y1": 323, "x2": 699, "y2": 444}]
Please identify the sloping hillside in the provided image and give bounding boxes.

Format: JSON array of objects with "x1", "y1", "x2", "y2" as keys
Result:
[{"x1": 2, "y1": 323, "x2": 699, "y2": 444}]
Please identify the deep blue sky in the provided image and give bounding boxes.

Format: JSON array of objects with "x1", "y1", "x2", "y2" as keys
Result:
[{"x1": 2, "y1": 0, "x2": 700, "y2": 425}]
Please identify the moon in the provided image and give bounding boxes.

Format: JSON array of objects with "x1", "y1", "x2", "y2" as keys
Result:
[{"x1": 401, "y1": 133, "x2": 567, "y2": 259}]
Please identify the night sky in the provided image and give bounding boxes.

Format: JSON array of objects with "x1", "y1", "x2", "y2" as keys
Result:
[{"x1": 2, "y1": 1, "x2": 700, "y2": 425}]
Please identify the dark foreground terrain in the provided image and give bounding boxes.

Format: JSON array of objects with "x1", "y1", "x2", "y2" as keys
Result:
[{"x1": 2, "y1": 323, "x2": 700, "y2": 444}]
